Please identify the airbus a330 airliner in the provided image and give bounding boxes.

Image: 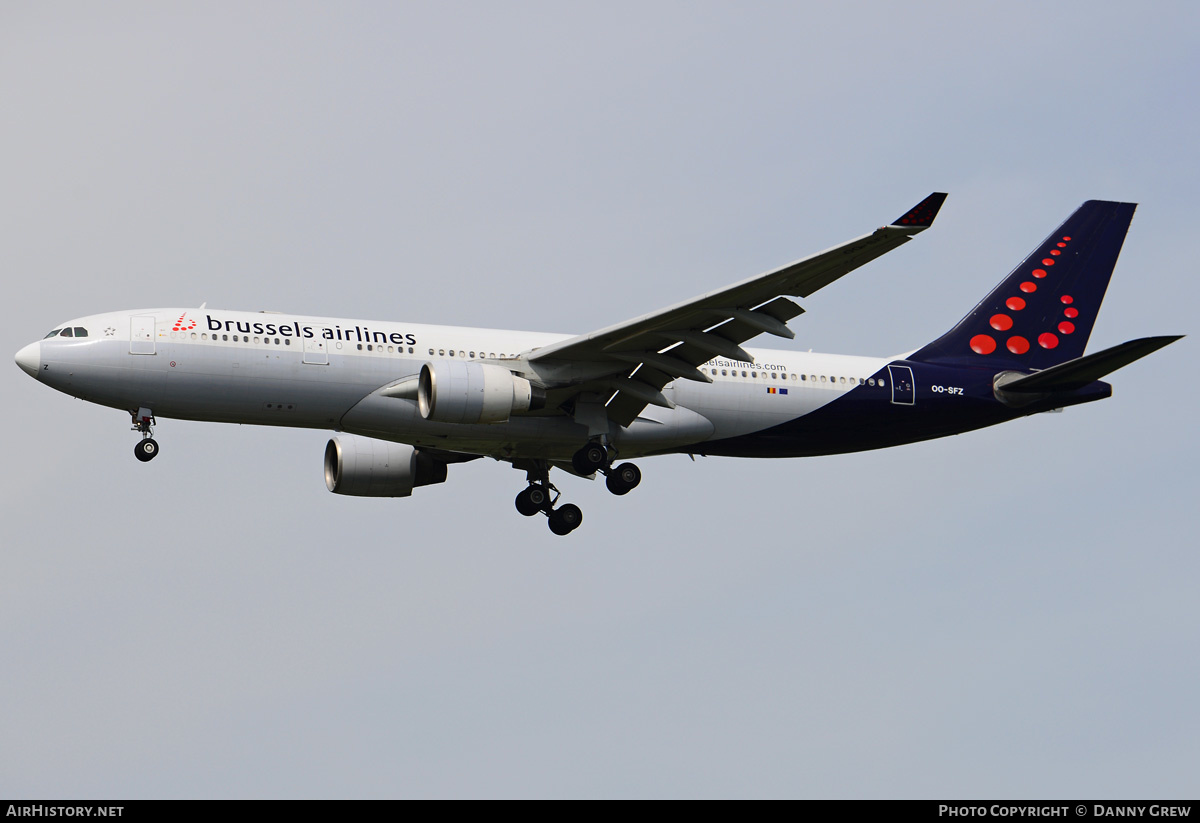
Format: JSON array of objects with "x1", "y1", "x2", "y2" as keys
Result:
[{"x1": 14, "y1": 194, "x2": 1180, "y2": 535}]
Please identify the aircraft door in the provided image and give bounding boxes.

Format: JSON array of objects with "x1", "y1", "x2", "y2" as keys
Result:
[
  {"x1": 303, "y1": 336, "x2": 328, "y2": 365},
  {"x1": 888, "y1": 364, "x2": 914, "y2": 405},
  {"x1": 130, "y1": 315, "x2": 156, "y2": 355}
]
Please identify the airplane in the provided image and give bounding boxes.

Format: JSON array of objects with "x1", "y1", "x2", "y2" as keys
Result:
[{"x1": 13, "y1": 194, "x2": 1181, "y2": 536}]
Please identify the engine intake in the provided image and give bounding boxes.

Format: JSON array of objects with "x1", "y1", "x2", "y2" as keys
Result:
[
  {"x1": 324, "y1": 435, "x2": 447, "y2": 497},
  {"x1": 417, "y1": 360, "x2": 542, "y2": 424}
]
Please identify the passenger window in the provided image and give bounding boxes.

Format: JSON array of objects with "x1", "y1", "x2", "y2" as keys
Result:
[
  {"x1": 74, "y1": 327, "x2": 88, "y2": 337},
  {"x1": 44, "y1": 329, "x2": 61, "y2": 338},
  {"x1": 60, "y1": 328, "x2": 74, "y2": 338}
]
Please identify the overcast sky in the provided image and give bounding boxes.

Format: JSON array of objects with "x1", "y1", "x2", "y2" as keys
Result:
[{"x1": 2, "y1": 1, "x2": 1197, "y2": 799}]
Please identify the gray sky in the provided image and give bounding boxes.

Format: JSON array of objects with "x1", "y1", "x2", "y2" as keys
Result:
[{"x1": 2, "y1": 1, "x2": 1196, "y2": 798}]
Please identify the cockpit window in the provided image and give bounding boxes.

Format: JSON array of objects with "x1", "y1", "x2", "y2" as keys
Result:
[
  {"x1": 73, "y1": 327, "x2": 88, "y2": 337},
  {"x1": 59, "y1": 328, "x2": 74, "y2": 338},
  {"x1": 44, "y1": 329, "x2": 61, "y2": 338}
]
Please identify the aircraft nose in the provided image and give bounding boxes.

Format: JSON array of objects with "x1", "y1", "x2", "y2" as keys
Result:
[{"x1": 15, "y1": 341, "x2": 41, "y2": 379}]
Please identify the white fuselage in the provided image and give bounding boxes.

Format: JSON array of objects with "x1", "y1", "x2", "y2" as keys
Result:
[{"x1": 25, "y1": 308, "x2": 893, "y2": 460}]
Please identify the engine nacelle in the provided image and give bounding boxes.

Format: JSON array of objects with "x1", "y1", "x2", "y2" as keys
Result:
[
  {"x1": 417, "y1": 360, "x2": 540, "y2": 424},
  {"x1": 324, "y1": 435, "x2": 447, "y2": 497}
]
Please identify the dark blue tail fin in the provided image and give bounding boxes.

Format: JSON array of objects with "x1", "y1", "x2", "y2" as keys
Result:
[{"x1": 911, "y1": 200, "x2": 1136, "y2": 370}]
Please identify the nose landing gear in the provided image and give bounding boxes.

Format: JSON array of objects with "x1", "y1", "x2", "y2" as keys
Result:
[
  {"x1": 134, "y1": 438, "x2": 159, "y2": 462},
  {"x1": 130, "y1": 407, "x2": 159, "y2": 462}
]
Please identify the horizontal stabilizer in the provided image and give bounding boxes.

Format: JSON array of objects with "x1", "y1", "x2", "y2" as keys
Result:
[{"x1": 998, "y1": 335, "x2": 1182, "y2": 393}]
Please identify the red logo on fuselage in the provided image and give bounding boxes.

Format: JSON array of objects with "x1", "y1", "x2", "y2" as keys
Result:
[{"x1": 172, "y1": 313, "x2": 197, "y2": 332}]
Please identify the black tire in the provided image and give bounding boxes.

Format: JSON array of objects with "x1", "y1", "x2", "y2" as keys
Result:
[
  {"x1": 548, "y1": 503, "x2": 583, "y2": 535},
  {"x1": 571, "y1": 442, "x2": 608, "y2": 475},
  {"x1": 527, "y1": 485, "x2": 551, "y2": 513},
  {"x1": 515, "y1": 487, "x2": 540, "y2": 516},
  {"x1": 134, "y1": 438, "x2": 158, "y2": 462},
  {"x1": 605, "y1": 462, "x2": 641, "y2": 495}
]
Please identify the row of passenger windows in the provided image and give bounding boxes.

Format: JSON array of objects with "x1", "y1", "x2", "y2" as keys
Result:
[
  {"x1": 172, "y1": 332, "x2": 519, "y2": 358},
  {"x1": 44, "y1": 327, "x2": 88, "y2": 338},
  {"x1": 706, "y1": 367, "x2": 885, "y2": 387},
  {"x1": 428, "y1": 349, "x2": 515, "y2": 359},
  {"x1": 162, "y1": 333, "x2": 885, "y2": 387},
  {"x1": 189, "y1": 331, "x2": 421, "y2": 354}
]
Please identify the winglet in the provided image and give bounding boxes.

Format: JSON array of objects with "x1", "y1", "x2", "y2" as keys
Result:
[{"x1": 891, "y1": 192, "x2": 948, "y2": 229}]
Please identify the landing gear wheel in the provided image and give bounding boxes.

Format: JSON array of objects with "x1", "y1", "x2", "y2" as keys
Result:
[
  {"x1": 571, "y1": 442, "x2": 609, "y2": 475},
  {"x1": 527, "y1": 484, "x2": 551, "y2": 513},
  {"x1": 134, "y1": 438, "x2": 159, "y2": 463},
  {"x1": 605, "y1": 462, "x2": 641, "y2": 495},
  {"x1": 548, "y1": 503, "x2": 583, "y2": 536},
  {"x1": 515, "y1": 487, "x2": 541, "y2": 517}
]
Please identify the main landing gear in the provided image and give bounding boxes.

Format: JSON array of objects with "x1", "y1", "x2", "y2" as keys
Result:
[
  {"x1": 572, "y1": 440, "x2": 642, "y2": 496},
  {"x1": 131, "y1": 407, "x2": 159, "y2": 463},
  {"x1": 514, "y1": 472, "x2": 584, "y2": 536},
  {"x1": 512, "y1": 444, "x2": 643, "y2": 537},
  {"x1": 605, "y1": 462, "x2": 641, "y2": 495}
]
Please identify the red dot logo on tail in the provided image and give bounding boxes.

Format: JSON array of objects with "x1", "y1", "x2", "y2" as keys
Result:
[
  {"x1": 1007, "y1": 336, "x2": 1030, "y2": 355},
  {"x1": 970, "y1": 334, "x2": 996, "y2": 355}
]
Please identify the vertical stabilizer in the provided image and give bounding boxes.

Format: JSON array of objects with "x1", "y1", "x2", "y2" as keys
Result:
[{"x1": 911, "y1": 200, "x2": 1136, "y2": 369}]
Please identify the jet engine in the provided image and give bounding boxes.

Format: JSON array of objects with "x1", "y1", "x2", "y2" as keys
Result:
[
  {"x1": 324, "y1": 435, "x2": 447, "y2": 497},
  {"x1": 417, "y1": 360, "x2": 542, "y2": 424}
]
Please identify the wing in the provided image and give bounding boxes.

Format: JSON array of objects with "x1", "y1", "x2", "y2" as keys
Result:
[{"x1": 524, "y1": 192, "x2": 948, "y2": 426}]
